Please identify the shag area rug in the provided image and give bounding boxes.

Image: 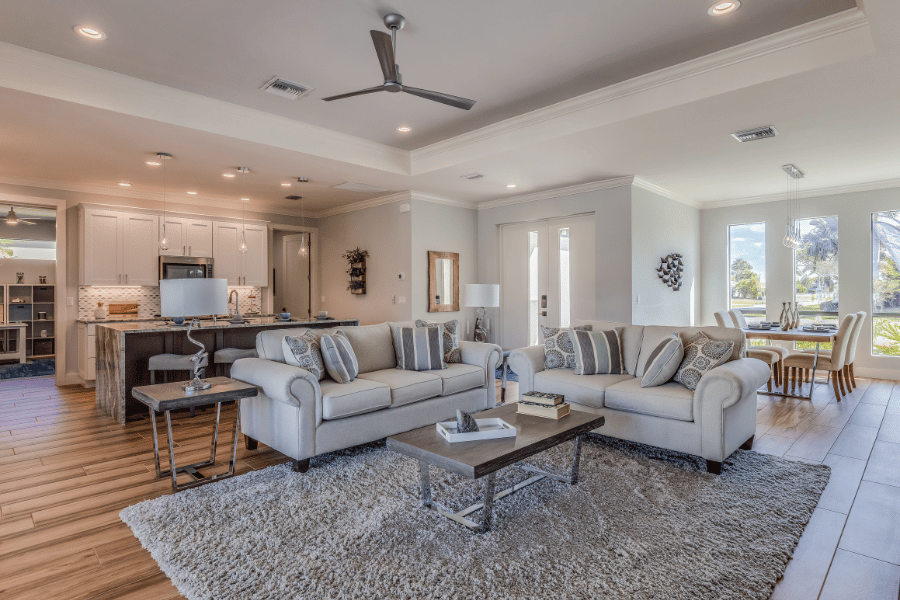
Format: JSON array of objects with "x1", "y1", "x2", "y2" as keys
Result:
[
  {"x1": 0, "y1": 358, "x2": 54, "y2": 380},
  {"x1": 121, "y1": 436, "x2": 829, "y2": 600}
]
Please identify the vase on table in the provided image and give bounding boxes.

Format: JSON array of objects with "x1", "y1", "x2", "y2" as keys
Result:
[
  {"x1": 791, "y1": 303, "x2": 800, "y2": 328},
  {"x1": 780, "y1": 302, "x2": 791, "y2": 331}
]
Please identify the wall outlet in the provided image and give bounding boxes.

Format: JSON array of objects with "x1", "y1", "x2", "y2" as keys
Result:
[
  {"x1": 399, "y1": 296, "x2": 406, "y2": 304},
  {"x1": 321, "y1": 296, "x2": 325, "y2": 303},
  {"x1": 636, "y1": 294, "x2": 641, "y2": 304}
]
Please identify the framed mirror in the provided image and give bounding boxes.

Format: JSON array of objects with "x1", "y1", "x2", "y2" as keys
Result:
[{"x1": 428, "y1": 251, "x2": 459, "y2": 312}]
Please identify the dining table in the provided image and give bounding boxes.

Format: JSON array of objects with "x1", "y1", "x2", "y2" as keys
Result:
[{"x1": 742, "y1": 326, "x2": 837, "y2": 400}]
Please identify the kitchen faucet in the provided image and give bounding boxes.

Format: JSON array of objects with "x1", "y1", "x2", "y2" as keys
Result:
[{"x1": 228, "y1": 289, "x2": 242, "y2": 322}]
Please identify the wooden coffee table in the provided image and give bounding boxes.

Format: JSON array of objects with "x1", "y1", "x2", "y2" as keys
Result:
[
  {"x1": 387, "y1": 403, "x2": 604, "y2": 533},
  {"x1": 132, "y1": 377, "x2": 258, "y2": 492}
]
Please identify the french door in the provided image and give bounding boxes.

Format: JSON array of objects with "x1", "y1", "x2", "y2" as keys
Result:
[{"x1": 500, "y1": 214, "x2": 595, "y2": 350}]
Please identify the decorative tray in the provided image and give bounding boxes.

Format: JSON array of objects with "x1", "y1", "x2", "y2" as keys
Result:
[{"x1": 436, "y1": 418, "x2": 516, "y2": 443}]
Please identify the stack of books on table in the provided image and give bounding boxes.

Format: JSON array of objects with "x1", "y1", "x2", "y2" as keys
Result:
[{"x1": 517, "y1": 392, "x2": 570, "y2": 419}]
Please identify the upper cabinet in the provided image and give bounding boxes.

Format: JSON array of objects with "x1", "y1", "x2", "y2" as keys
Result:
[
  {"x1": 80, "y1": 208, "x2": 159, "y2": 286},
  {"x1": 213, "y1": 222, "x2": 268, "y2": 286},
  {"x1": 159, "y1": 216, "x2": 213, "y2": 258}
]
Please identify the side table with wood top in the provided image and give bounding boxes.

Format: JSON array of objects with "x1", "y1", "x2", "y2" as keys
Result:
[{"x1": 132, "y1": 377, "x2": 258, "y2": 492}]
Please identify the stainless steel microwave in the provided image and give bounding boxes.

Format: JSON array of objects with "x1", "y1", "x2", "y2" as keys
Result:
[{"x1": 159, "y1": 256, "x2": 214, "y2": 280}]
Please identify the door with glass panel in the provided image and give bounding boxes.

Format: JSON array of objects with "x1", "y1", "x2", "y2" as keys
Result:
[{"x1": 500, "y1": 215, "x2": 595, "y2": 350}]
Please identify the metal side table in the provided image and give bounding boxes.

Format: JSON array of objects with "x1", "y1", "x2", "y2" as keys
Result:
[{"x1": 132, "y1": 377, "x2": 258, "y2": 492}]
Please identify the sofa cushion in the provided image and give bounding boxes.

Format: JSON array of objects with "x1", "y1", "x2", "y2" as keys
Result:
[
  {"x1": 605, "y1": 378, "x2": 694, "y2": 422},
  {"x1": 320, "y1": 378, "x2": 391, "y2": 420},
  {"x1": 423, "y1": 363, "x2": 484, "y2": 396},
  {"x1": 572, "y1": 328, "x2": 625, "y2": 375},
  {"x1": 391, "y1": 326, "x2": 447, "y2": 371},
  {"x1": 341, "y1": 323, "x2": 396, "y2": 373},
  {"x1": 357, "y1": 369, "x2": 443, "y2": 407},
  {"x1": 541, "y1": 324, "x2": 591, "y2": 369},
  {"x1": 635, "y1": 326, "x2": 744, "y2": 378},
  {"x1": 573, "y1": 321, "x2": 645, "y2": 376},
  {"x1": 533, "y1": 369, "x2": 633, "y2": 409},
  {"x1": 320, "y1": 331, "x2": 359, "y2": 384}
]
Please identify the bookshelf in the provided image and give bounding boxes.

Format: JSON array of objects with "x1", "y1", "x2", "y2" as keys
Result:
[{"x1": 4, "y1": 284, "x2": 55, "y2": 359}]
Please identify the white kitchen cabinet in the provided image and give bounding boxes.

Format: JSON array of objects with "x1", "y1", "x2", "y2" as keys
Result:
[
  {"x1": 213, "y1": 222, "x2": 268, "y2": 286},
  {"x1": 159, "y1": 217, "x2": 213, "y2": 258},
  {"x1": 80, "y1": 208, "x2": 159, "y2": 286},
  {"x1": 78, "y1": 322, "x2": 96, "y2": 384}
]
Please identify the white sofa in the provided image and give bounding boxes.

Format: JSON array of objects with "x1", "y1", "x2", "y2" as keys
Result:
[
  {"x1": 232, "y1": 322, "x2": 502, "y2": 472},
  {"x1": 508, "y1": 320, "x2": 770, "y2": 473}
]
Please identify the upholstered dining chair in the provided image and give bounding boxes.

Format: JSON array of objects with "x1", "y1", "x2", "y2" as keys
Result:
[
  {"x1": 800, "y1": 311, "x2": 867, "y2": 389},
  {"x1": 714, "y1": 310, "x2": 780, "y2": 391},
  {"x1": 782, "y1": 313, "x2": 858, "y2": 399},
  {"x1": 727, "y1": 309, "x2": 790, "y2": 363}
]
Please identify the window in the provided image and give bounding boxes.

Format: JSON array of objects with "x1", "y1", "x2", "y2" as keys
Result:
[
  {"x1": 0, "y1": 239, "x2": 56, "y2": 260},
  {"x1": 728, "y1": 223, "x2": 766, "y2": 318},
  {"x1": 794, "y1": 216, "x2": 838, "y2": 349},
  {"x1": 872, "y1": 211, "x2": 900, "y2": 355}
]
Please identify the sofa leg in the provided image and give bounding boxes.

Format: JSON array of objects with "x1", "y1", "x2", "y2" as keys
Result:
[
  {"x1": 706, "y1": 460, "x2": 723, "y2": 475},
  {"x1": 244, "y1": 436, "x2": 258, "y2": 451},
  {"x1": 740, "y1": 435, "x2": 754, "y2": 450},
  {"x1": 293, "y1": 458, "x2": 310, "y2": 473}
]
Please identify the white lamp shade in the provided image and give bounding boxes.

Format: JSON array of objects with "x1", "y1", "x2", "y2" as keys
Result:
[
  {"x1": 160, "y1": 278, "x2": 229, "y2": 318},
  {"x1": 462, "y1": 284, "x2": 499, "y2": 308}
]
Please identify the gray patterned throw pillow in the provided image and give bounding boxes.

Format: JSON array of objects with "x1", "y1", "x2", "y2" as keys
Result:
[
  {"x1": 282, "y1": 331, "x2": 325, "y2": 380},
  {"x1": 415, "y1": 319, "x2": 461, "y2": 363},
  {"x1": 674, "y1": 332, "x2": 734, "y2": 391},
  {"x1": 541, "y1": 324, "x2": 592, "y2": 370}
]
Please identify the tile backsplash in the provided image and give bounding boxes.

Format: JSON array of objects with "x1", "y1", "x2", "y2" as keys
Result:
[{"x1": 78, "y1": 286, "x2": 262, "y2": 320}]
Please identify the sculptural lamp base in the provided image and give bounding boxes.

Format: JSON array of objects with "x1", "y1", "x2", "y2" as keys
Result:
[
  {"x1": 183, "y1": 376, "x2": 212, "y2": 393},
  {"x1": 182, "y1": 317, "x2": 212, "y2": 392},
  {"x1": 474, "y1": 307, "x2": 487, "y2": 342}
]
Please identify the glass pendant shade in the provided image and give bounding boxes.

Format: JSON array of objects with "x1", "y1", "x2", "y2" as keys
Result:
[
  {"x1": 298, "y1": 233, "x2": 309, "y2": 257},
  {"x1": 159, "y1": 224, "x2": 170, "y2": 251},
  {"x1": 239, "y1": 231, "x2": 249, "y2": 254}
]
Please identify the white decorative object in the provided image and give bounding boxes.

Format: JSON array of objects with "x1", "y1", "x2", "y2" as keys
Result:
[
  {"x1": 462, "y1": 283, "x2": 500, "y2": 342},
  {"x1": 436, "y1": 418, "x2": 516, "y2": 443}
]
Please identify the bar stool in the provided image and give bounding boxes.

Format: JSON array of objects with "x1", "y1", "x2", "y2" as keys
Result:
[
  {"x1": 214, "y1": 348, "x2": 258, "y2": 377},
  {"x1": 149, "y1": 353, "x2": 208, "y2": 416}
]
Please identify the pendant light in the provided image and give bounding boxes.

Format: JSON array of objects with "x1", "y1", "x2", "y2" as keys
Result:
[
  {"x1": 239, "y1": 199, "x2": 249, "y2": 254},
  {"x1": 781, "y1": 164, "x2": 804, "y2": 249},
  {"x1": 158, "y1": 153, "x2": 172, "y2": 251},
  {"x1": 298, "y1": 189, "x2": 309, "y2": 257}
]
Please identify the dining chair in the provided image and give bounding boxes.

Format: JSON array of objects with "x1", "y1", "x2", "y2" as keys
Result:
[
  {"x1": 799, "y1": 311, "x2": 867, "y2": 389},
  {"x1": 714, "y1": 310, "x2": 780, "y2": 390},
  {"x1": 782, "y1": 313, "x2": 858, "y2": 399},
  {"x1": 727, "y1": 309, "x2": 790, "y2": 362}
]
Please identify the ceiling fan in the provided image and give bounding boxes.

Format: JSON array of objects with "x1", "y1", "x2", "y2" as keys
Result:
[
  {"x1": 5, "y1": 206, "x2": 37, "y2": 226},
  {"x1": 322, "y1": 13, "x2": 476, "y2": 110}
]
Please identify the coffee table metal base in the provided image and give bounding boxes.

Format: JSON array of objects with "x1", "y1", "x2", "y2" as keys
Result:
[
  {"x1": 148, "y1": 399, "x2": 242, "y2": 492},
  {"x1": 418, "y1": 434, "x2": 583, "y2": 533}
]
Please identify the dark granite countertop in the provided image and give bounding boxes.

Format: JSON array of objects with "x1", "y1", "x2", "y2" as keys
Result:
[{"x1": 95, "y1": 317, "x2": 357, "y2": 334}]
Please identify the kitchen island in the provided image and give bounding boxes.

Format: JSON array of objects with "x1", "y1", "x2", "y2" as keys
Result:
[{"x1": 96, "y1": 317, "x2": 359, "y2": 424}]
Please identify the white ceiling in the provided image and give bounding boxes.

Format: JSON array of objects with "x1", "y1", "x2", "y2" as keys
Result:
[{"x1": 1, "y1": 0, "x2": 899, "y2": 213}]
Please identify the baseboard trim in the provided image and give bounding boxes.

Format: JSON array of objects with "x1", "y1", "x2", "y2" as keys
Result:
[{"x1": 851, "y1": 367, "x2": 900, "y2": 381}]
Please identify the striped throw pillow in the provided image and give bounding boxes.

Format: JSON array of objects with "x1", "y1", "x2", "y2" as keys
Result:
[
  {"x1": 392, "y1": 326, "x2": 447, "y2": 371},
  {"x1": 571, "y1": 328, "x2": 625, "y2": 375},
  {"x1": 320, "y1": 331, "x2": 359, "y2": 384},
  {"x1": 640, "y1": 333, "x2": 684, "y2": 387},
  {"x1": 415, "y1": 319, "x2": 461, "y2": 363}
]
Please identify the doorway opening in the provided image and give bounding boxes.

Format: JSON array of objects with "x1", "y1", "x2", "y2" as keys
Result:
[{"x1": 272, "y1": 229, "x2": 311, "y2": 319}]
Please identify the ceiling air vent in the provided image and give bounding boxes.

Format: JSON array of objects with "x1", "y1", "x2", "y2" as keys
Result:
[
  {"x1": 261, "y1": 76, "x2": 312, "y2": 100},
  {"x1": 731, "y1": 126, "x2": 778, "y2": 142},
  {"x1": 284, "y1": 195, "x2": 303, "y2": 201},
  {"x1": 461, "y1": 172, "x2": 483, "y2": 180}
]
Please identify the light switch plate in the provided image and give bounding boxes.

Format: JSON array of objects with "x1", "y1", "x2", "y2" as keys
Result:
[
  {"x1": 67, "y1": 297, "x2": 74, "y2": 306},
  {"x1": 399, "y1": 296, "x2": 406, "y2": 304}
]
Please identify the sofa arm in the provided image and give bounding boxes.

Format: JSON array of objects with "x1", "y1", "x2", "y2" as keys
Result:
[
  {"x1": 508, "y1": 345, "x2": 545, "y2": 395},
  {"x1": 459, "y1": 341, "x2": 502, "y2": 387},
  {"x1": 231, "y1": 358, "x2": 321, "y2": 412},
  {"x1": 694, "y1": 357, "x2": 770, "y2": 461}
]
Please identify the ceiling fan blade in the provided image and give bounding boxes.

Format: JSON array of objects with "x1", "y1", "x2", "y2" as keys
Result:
[
  {"x1": 322, "y1": 85, "x2": 386, "y2": 102},
  {"x1": 401, "y1": 86, "x2": 476, "y2": 110},
  {"x1": 19, "y1": 219, "x2": 37, "y2": 225},
  {"x1": 370, "y1": 30, "x2": 397, "y2": 82}
]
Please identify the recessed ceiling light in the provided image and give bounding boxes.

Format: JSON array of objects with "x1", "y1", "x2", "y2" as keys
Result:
[
  {"x1": 281, "y1": 182, "x2": 291, "y2": 187},
  {"x1": 397, "y1": 126, "x2": 411, "y2": 132},
  {"x1": 187, "y1": 191, "x2": 198, "y2": 195},
  {"x1": 223, "y1": 173, "x2": 236, "y2": 178},
  {"x1": 118, "y1": 182, "x2": 131, "y2": 187},
  {"x1": 145, "y1": 160, "x2": 161, "y2": 166},
  {"x1": 74, "y1": 25, "x2": 106, "y2": 40},
  {"x1": 506, "y1": 184, "x2": 517, "y2": 188},
  {"x1": 241, "y1": 198, "x2": 250, "y2": 202},
  {"x1": 708, "y1": 1, "x2": 739, "y2": 16}
]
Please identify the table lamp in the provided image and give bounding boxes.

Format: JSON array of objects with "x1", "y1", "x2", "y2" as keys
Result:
[
  {"x1": 463, "y1": 283, "x2": 499, "y2": 342},
  {"x1": 160, "y1": 278, "x2": 229, "y2": 391}
]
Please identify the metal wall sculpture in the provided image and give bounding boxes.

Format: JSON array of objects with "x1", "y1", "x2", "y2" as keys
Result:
[{"x1": 657, "y1": 253, "x2": 684, "y2": 291}]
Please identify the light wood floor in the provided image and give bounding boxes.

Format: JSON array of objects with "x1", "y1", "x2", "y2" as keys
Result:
[{"x1": 1, "y1": 376, "x2": 898, "y2": 599}]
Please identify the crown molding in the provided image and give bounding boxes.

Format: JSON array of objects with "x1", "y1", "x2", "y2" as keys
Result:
[
  {"x1": 314, "y1": 191, "x2": 412, "y2": 218},
  {"x1": 476, "y1": 177, "x2": 635, "y2": 211},
  {"x1": 408, "y1": 192, "x2": 478, "y2": 210},
  {"x1": 700, "y1": 177, "x2": 900, "y2": 210},
  {"x1": 410, "y1": 9, "x2": 872, "y2": 175},
  {"x1": 0, "y1": 176, "x2": 316, "y2": 219},
  {"x1": 0, "y1": 42, "x2": 410, "y2": 176},
  {"x1": 632, "y1": 178, "x2": 699, "y2": 208}
]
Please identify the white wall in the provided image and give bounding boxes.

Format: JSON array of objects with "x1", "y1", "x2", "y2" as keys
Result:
[
  {"x1": 0, "y1": 259, "x2": 55, "y2": 285},
  {"x1": 631, "y1": 186, "x2": 699, "y2": 326},
  {"x1": 477, "y1": 183, "x2": 634, "y2": 345},
  {"x1": 700, "y1": 186, "x2": 900, "y2": 379},
  {"x1": 319, "y1": 201, "x2": 412, "y2": 325},
  {"x1": 410, "y1": 200, "x2": 477, "y2": 329}
]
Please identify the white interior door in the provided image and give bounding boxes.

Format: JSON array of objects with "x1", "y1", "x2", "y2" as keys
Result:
[
  {"x1": 500, "y1": 214, "x2": 595, "y2": 350},
  {"x1": 282, "y1": 233, "x2": 311, "y2": 318}
]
